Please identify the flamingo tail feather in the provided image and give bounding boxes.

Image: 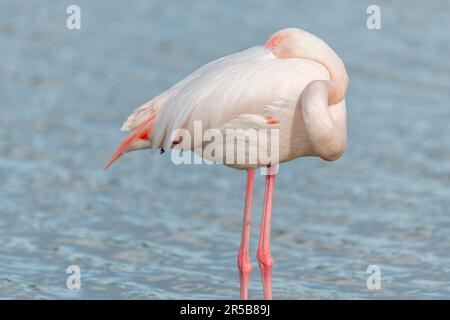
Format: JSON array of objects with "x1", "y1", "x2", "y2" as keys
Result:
[{"x1": 104, "y1": 115, "x2": 155, "y2": 170}]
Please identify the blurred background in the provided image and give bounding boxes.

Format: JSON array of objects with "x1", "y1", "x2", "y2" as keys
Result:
[{"x1": 1, "y1": 0, "x2": 449, "y2": 299}]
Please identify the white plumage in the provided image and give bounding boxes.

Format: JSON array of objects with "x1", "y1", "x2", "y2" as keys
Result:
[
  {"x1": 118, "y1": 45, "x2": 346, "y2": 169},
  {"x1": 105, "y1": 28, "x2": 350, "y2": 300}
]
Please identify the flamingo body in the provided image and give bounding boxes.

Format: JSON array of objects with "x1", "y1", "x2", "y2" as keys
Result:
[{"x1": 105, "y1": 28, "x2": 349, "y2": 299}]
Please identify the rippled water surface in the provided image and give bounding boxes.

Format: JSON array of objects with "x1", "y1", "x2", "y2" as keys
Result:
[{"x1": 1, "y1": 0, "x2": 450, "y2": 299}]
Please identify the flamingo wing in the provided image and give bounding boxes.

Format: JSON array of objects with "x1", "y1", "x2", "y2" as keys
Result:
[
  {"x1": 105, "y1": 50, "x2": 233, "y2": 169},
  {"x1": 151, "y1": 46, "x2": 329, "y2": 152},
  {"x1": 106, "y1": 45, "x2": 329, "y2": 169}
]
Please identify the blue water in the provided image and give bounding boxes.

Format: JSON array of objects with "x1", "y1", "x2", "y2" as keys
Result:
[{"x1": 1, "y1": 0, "x2": 450, "y2": 299}]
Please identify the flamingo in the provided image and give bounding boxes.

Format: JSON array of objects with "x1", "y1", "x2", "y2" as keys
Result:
[{"x1": 104, "y1": 28, "x2": 348, "y2": 300}]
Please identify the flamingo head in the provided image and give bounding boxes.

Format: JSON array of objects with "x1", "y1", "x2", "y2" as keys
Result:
[
  {"x1": 264, "y1": 28, "x2": 327, "y2": 60},
  {"x1": 265, "y1": 28, "x2": 349, "y2": 104}
]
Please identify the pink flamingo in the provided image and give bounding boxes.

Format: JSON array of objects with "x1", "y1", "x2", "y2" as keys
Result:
[{"x1": 105, "y1": 28, "x2": 348, "y2": 300}]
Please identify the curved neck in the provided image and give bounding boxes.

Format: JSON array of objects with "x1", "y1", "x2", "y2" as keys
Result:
[
  {"x1": 271, "y1": 34, "x2": 349, "y2": 105},
  {"x1": 306, "y1": 48, "x2": 348, "y2": 105}
]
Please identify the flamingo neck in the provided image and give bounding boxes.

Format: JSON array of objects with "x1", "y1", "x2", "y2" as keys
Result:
[
  {"x1": 270, "y1": 39, "x2": 348, "y2": 105},
  {"x1": 307, "y1": 50, "x2": 348, "y2": 105}
]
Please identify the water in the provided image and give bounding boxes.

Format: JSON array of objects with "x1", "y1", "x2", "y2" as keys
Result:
[{"x1": 1, "y1": 0, "x2": 450, "y2": 299}]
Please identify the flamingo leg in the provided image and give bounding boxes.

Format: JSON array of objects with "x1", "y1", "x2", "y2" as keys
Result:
[
  {"x1": 257, "y1": 165, "x2": 277, "y2": 300},
  {"x1": 237, "y1": 170, "x2": 255, "y2": 300}
]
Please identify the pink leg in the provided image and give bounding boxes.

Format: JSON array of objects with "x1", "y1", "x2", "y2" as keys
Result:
[
  {"x1": 257, "y1": 165, "x2": 277, "y2": 300},
  {"x1": 237, "y1": 170, "x2": 255, "y2": 300}
]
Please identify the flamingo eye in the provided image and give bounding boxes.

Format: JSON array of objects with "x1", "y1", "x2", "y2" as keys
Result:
[
  {"x1": 271, "y1": 37, "x2": 281, "y2": 47},
  {"x1": 265, "y1": 36, "x2": 284, "y2": 49}
]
